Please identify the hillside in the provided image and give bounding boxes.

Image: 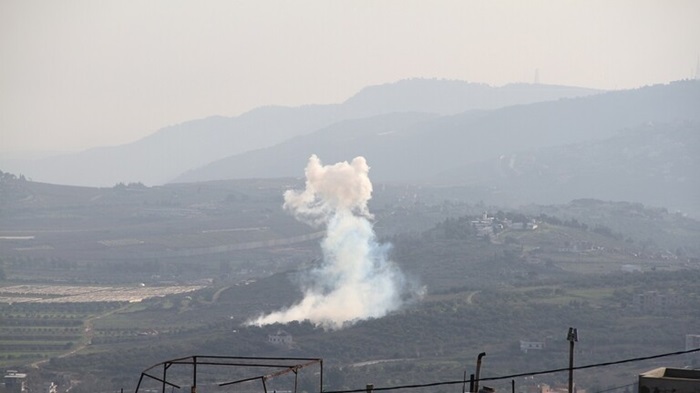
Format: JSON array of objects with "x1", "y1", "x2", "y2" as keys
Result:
[
  {"x1": 0, "y1": 185, "x2": 700, "y2": 391},
  {"x1": 177, "y1": 81, "x2": 700, "y2": 215},
  {"x1": 0, "y1": 80, "x2": 600, "y2": 187},
  {"x1": 429, "y1": 121, "x2": 700, "y2": 216},
  {"x1": 174, "y1": 112, "x2": 439, "y2": 183},
  {"x1": 0, "y1": 174, "x2": 318, "y2": 283}
]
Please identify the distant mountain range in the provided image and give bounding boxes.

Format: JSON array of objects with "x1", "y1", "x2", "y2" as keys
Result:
[
  {"x1": 0, "y1": 79, "x2": 600, "y2": 187},
  {"x1": 176, "y1": 83, "x2": 699, "y2": 169},
  {"x1": 2, "y1": 79, "x2": 699, "y2": 215},
  {"x1": 173, "y1": 80, "x2": 700, "y2": 215}
]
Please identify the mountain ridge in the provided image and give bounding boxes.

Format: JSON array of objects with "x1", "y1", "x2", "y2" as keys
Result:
[
  {"x1": 176, "y1": 80, "x2": 700, "y2": 182},
  {"x1": 0, "y1": 79, "x2": 601, "y2": 187},
  {"x1": 173, "y1": 80, "x2": 700, "y2": 216}
]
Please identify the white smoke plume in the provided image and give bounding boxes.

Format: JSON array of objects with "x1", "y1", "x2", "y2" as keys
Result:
[{"x1": 247, "y1": 155, "x2": 418, "y2": 330}]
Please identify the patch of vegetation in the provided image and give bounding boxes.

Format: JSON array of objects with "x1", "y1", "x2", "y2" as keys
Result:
[{"x1": 1, "y1": 179, "x2": 698, "y2": 392}]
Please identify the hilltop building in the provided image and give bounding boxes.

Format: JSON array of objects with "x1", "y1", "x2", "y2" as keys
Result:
[
  {"x1": 471, "y1": 212, "x2": 495, "y2": 238},
  {"x1": 510, "y1": 221, "x2": 538, "y2": 230},
  {"x1": 638, "y1": 367, "x2": 700, "y2": 393},
  {"x1": 519, "y1": 340, "x2": 546, "y2": 353},
  {"x1": 268, "y1": 330, "x2": 293, "y2": 346}
]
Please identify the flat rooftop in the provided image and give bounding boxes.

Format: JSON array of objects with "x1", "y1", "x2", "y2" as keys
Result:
[{"x1": 640, "y1": 367, "x2": 700, "y2": 380}]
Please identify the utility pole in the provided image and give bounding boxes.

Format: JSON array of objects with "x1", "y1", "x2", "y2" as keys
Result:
[
  {"x1": 474, "y1": 352, "x2": 486, "y2": 393},
  {"x1": 462, "y1": 369, "x2": 467, "y2": 393},
  {"x1": 567, "y1": 327, "x2": 578, "y2": 393}
]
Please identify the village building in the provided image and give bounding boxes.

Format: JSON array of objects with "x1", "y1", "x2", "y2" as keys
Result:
[
  {"x1": 519, "y1": 340, "x2": 546, "y2": 353},
  {"x1": 633, "y1": 291, "x2": 684, "y2": 312},
  {"x1": 267, "y1": 330, "x2": 293, "y2": 346},
  {"x1": 639, "y1": 367, "x2": 700, "y2": 393},
  {"x1": 3, "y1": 370, "x2": 27, "y2": 393}
]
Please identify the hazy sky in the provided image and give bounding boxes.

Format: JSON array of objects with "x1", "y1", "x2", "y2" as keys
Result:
[{"x1": 2, "y1": 1, "x2": 699, "y2": 154}]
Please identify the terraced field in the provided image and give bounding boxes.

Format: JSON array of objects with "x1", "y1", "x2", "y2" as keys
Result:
[{"x1": 0, "y1": 284, "x2": 205, "y2": 367}]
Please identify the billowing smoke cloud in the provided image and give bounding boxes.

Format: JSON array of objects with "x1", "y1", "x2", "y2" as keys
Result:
[{"x1": 247, "y1": 155, "x2": 419, "y2": 330}]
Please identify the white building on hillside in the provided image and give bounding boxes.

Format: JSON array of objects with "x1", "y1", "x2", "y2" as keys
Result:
[{"x1": 268, "y1": 330, "x2": 293, "y2": 346}]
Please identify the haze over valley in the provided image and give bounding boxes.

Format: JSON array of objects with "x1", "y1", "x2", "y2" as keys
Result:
[
  {"x1": 2, "y1": 77, "x2": 700, "y2": 392},
  {"x1": 2, "y1": 2, "x2": 700, "y2": 392}
]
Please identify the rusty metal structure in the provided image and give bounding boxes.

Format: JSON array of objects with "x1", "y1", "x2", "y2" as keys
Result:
[{"x1": 134, "y1": 355, "x2": 323, "y2": 393}]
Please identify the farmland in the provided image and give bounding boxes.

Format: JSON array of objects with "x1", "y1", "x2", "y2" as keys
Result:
[
  {"x1": 0, "y1": 284, "x2": 204, "y2": 368},
  {"x1": 1, "y1": 177, "x2": 699, "y2": 392}
]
